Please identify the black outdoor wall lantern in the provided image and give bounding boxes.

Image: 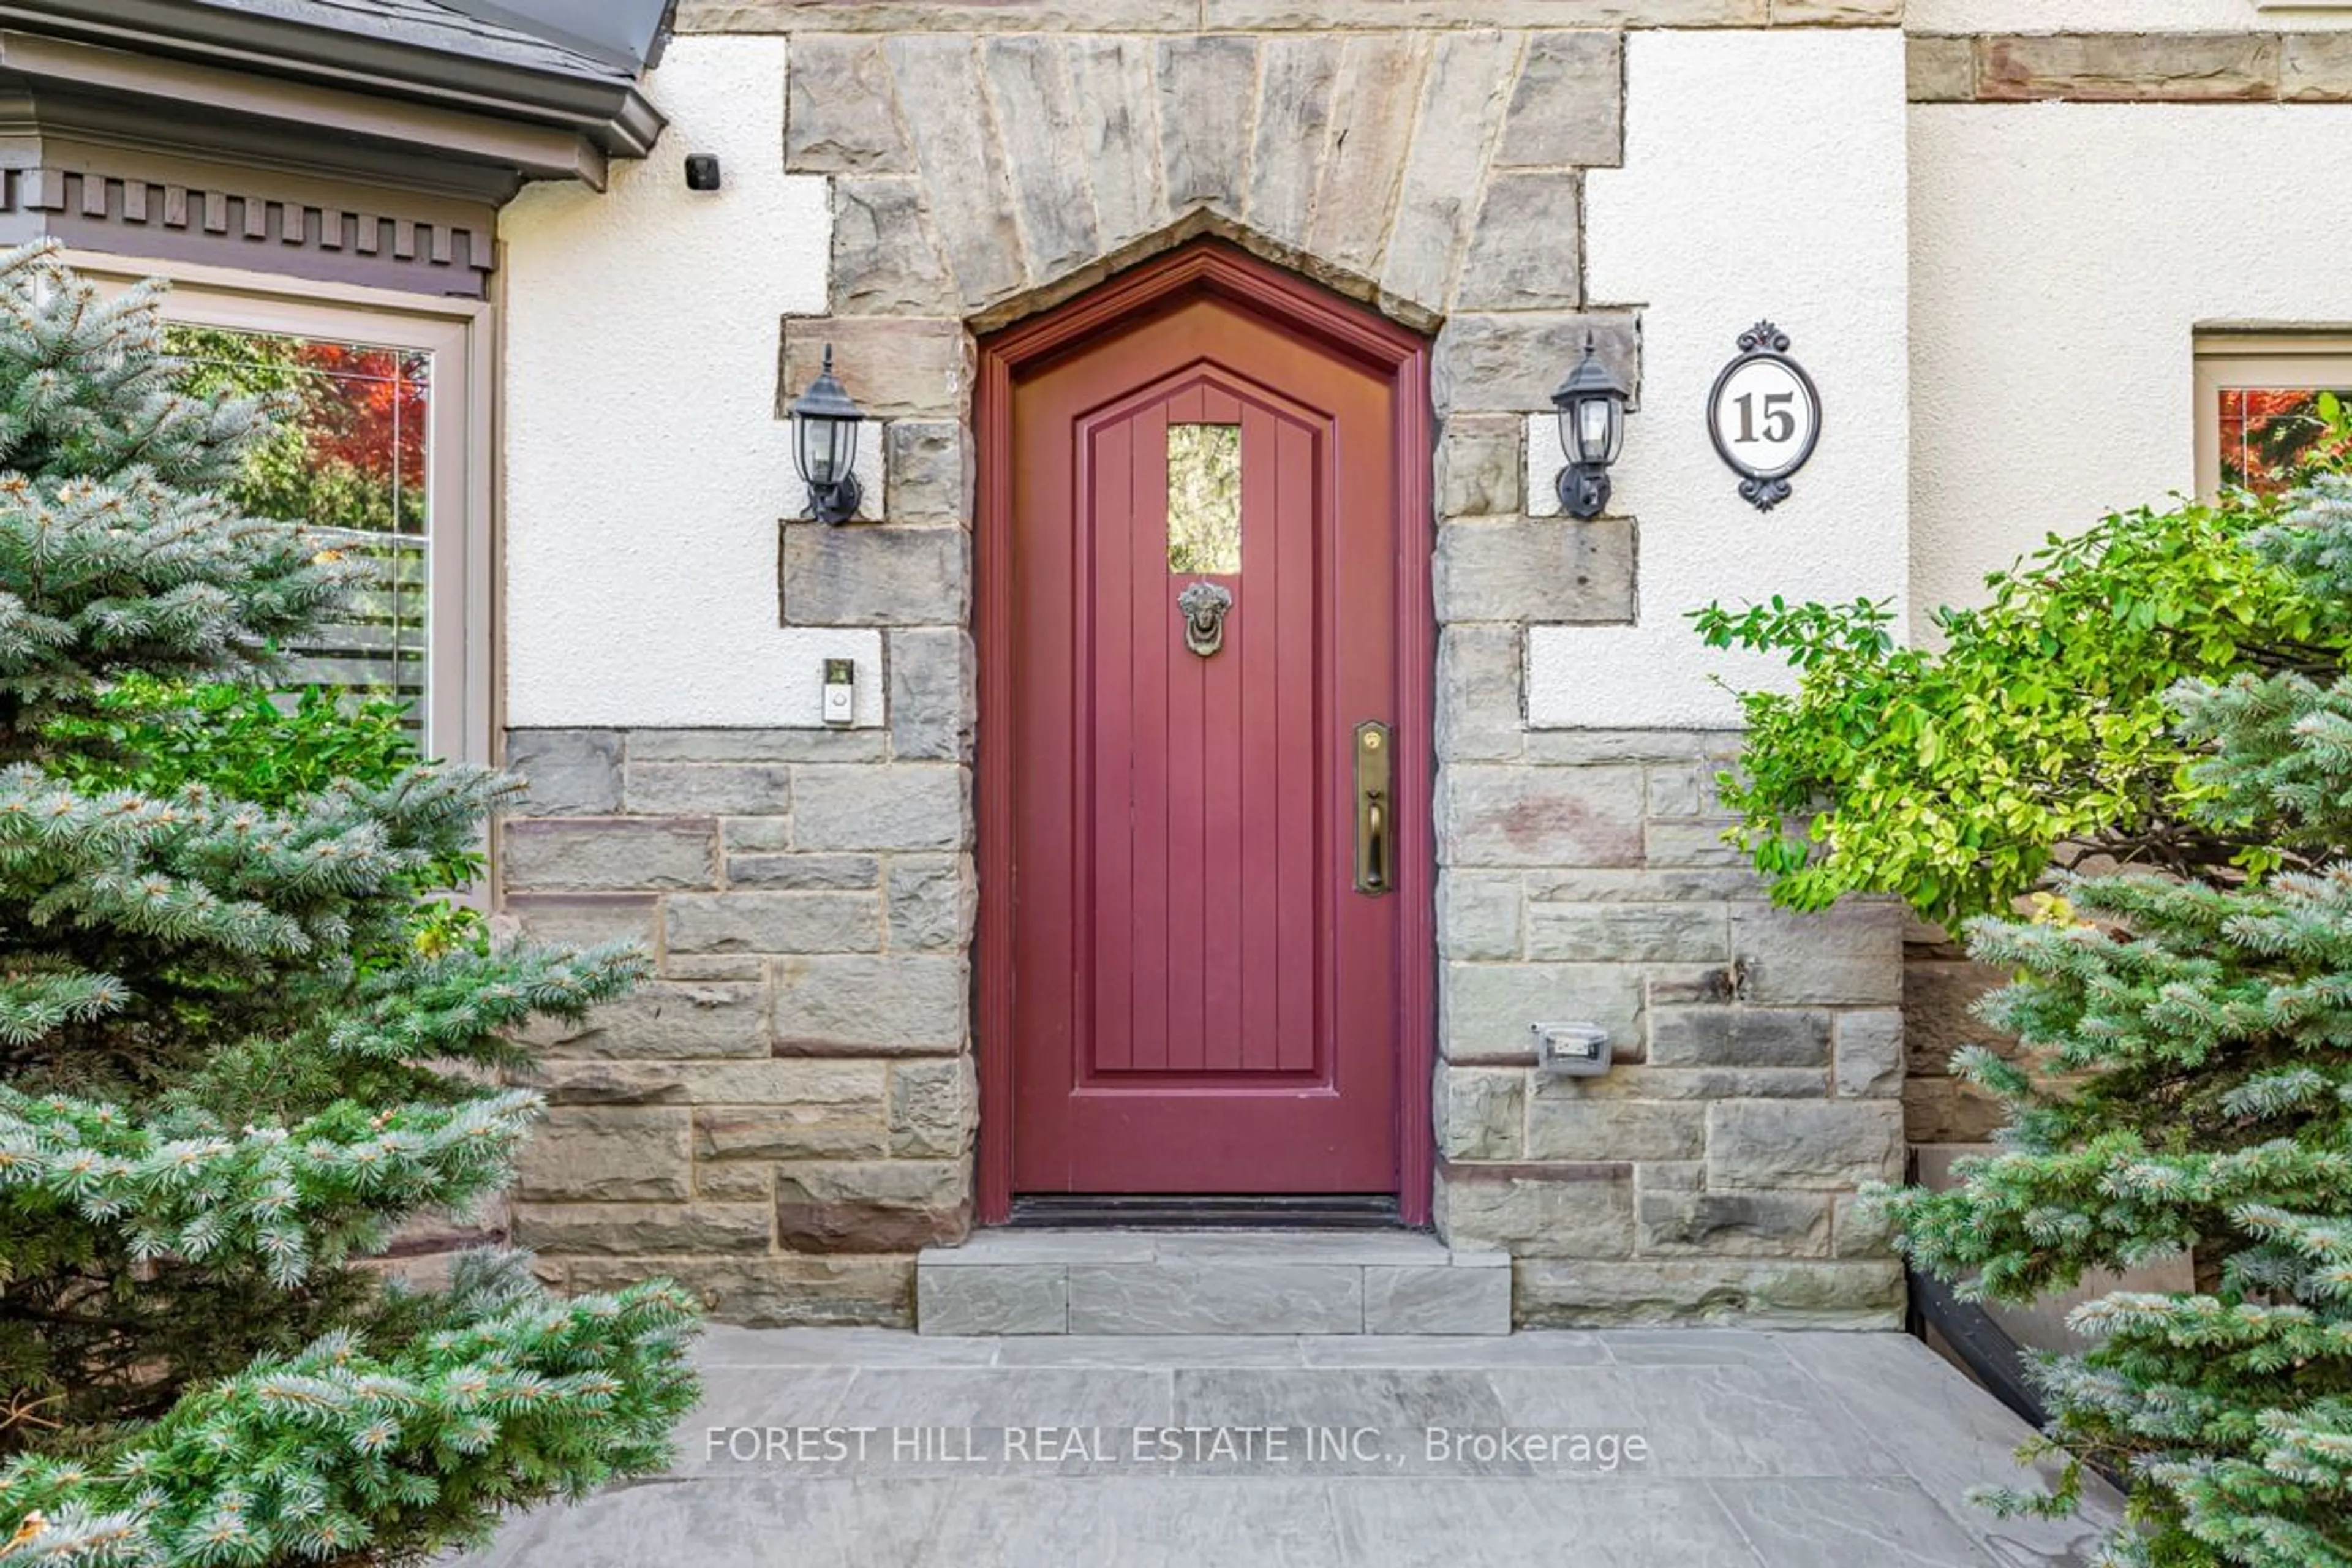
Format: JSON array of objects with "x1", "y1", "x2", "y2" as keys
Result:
[
  {"x1": 790, "y1": 344, "x2": 865, "y2": 524},
  {"x1": 1550, "y1": 332, "x2": 1630, "y2": 520}
]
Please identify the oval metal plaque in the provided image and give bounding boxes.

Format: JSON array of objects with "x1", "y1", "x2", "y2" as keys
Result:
[{"x1": 1707, "y1": 320, "x2": 1822, "y2": 513}]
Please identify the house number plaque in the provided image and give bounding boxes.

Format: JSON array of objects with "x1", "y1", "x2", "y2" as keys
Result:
[{"x1": 1707, "y1": 320, "x2": 1822, "y2": 512}]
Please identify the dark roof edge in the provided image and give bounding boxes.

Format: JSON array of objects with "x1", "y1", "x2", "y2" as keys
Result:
[
  {"x1": 435, "y1": 0, "x2": 675, "y2": 77},
  {"x1": 0, "y1": 0, "x2": 664, "y2": 162}
]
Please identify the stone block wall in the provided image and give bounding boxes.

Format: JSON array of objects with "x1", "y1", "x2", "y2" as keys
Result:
[
  {"x1": 1432, "y1": 336, "x2": 1904, "y2": 1325},
  {"x1": 1901, "y1": 922, "x2": 2011, "y2": 1148},
  {"x1": 499, "y1": 724, "x2": 976, "y2": 1325},
  {"x1": 1908, "y1": 30, "x2": 2352, "y2": 104},
  {"x1": 496, "y1": 8, "x2": 1910, "y2": 1327},
  {"x1": 1428, "y1": 703, "x2": 1907, "y2": 1324}
]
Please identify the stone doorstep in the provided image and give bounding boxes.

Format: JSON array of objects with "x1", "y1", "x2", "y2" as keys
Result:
[{"x1": 915, "y1": 1229, "x2": 1510, "y2": 1337}]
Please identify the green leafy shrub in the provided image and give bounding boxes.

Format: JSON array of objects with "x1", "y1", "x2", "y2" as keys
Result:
[
  {"x1": 1874, "y1": 475, "x2": 2352, "y2": 1568},
  {"x1": 48, "y1": 677, "x2": 424, "y2": 805},
  {"x1": 43, "y1": 679, "x2": 483, "y2": 956},
  {"x1": 1698, "y1": 418, "x2": 2352, "y2": 1561},
  {"x1": 0, "y1": 242, "x2": 699, "y2": 1567},
  {"x1": 1692, "y1": 404, "x2": 2352, "y2": 929}
]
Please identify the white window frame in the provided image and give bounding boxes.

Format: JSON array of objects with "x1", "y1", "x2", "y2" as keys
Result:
[
  {"x1": 63, "y1": 249, "x2": 494, "y2": 767},
  {"x1": 2194, "y1": 333, "x2": 2352, "y2": 503}
]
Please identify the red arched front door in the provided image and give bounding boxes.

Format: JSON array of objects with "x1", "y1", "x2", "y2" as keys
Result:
[{"x1": 975, "y1": 243, "x2": 1434, "y2": 1223}]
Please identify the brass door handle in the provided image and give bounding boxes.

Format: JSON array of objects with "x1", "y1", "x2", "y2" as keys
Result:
[{"x1": 1354, "y1": 721, "x2": 1392, "y2": 895}]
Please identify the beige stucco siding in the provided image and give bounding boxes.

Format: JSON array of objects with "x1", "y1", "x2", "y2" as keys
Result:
[{"x1": 1908, "y1": 100, "x2": 2352, "y2": 627}]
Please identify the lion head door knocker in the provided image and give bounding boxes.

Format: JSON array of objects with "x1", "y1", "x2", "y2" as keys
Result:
[{"x1": 1177, "y1": 580, "x2": 1234, "y2": 658}]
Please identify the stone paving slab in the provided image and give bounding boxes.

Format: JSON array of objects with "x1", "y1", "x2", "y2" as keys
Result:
[{"x1": 466, "y1": 1329, "x2": 2122, "y2": 1568}]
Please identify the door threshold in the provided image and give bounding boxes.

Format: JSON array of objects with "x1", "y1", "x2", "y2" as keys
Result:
[{"x1": 1006, "y1": 1194, "x2": 1407, "y2": 1230}]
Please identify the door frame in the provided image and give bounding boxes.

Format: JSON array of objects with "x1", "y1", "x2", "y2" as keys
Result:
[{"x1": 973, "y1": 240, "x2": 1436, "y2": 1226}]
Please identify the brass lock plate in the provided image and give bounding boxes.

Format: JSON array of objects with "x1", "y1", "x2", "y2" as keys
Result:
[{"x1": 1354, "y1": 720, "x2": 1392, "y2": 895}]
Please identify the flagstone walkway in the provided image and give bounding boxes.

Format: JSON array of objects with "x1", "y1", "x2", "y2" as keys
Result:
[{"x1": 470, "y1": 1326, "x2": 2120, "y2": 1568}]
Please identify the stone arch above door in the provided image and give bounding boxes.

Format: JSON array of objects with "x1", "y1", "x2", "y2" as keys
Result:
[{"x1": 794, "y1": 31, "x2": 1618, "y2": 334}]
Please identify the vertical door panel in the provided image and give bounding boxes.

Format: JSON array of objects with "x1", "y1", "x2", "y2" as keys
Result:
[
  {"x1": 1086, "y1": 417, "x2": 1135, "y2": 1076},
  {"x1": 1235, "y1": 405, "x2": 1283, "y2": 1076},
  {"x1": 1273, "y1": 415, "x2": 1321, "y2": 1075}
]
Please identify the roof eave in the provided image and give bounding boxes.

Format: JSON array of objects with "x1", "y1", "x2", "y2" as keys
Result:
[
  {"x1": 0, "y1": 0, "x2": 663, "y2": 187},
  {"x1": 599, "y1": 83, "x2": 665, "y2": 160}
]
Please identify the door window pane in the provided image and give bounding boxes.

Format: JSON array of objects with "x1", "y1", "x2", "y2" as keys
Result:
[
  {"x1": 167, "y1": 325, "x2": 431, "y2": 737},
  {"x1": 1167, "y1": 421, "x2": 1241, "y2": 575}
]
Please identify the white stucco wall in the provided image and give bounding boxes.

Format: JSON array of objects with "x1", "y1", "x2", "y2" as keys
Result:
[
  {"x1": 1909, "y1": 0, "x2": 2352, "y2": 31},
  {"x1": 1528, "y1": 28, "x2": 1909, "y2": 729},
  {"x1": 1909, "y1": 103, "x2": 2352, "y2": 625},
  {"x1": 500, "y1": 37, "x2": 884, "y2": 728}
]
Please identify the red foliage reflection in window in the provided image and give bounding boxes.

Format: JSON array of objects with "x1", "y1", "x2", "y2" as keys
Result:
[
  {"x1": 165, "y1": 325, "x2": 431, "y2": 537},
  {"x1": 2218, "y1": 388, "x2": 2346, "y2": 496},
  {"x1": 294, "y1": 341, "x2": 429, "y2": 526},
  {"x1": 164, "y1": 324, "x2": 433, "y2": 717}
]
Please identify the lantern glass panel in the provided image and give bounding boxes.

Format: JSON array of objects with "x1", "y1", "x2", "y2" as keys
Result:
[
  {"x1": 1580, "y1": 398, "x2": 1611, "y2": 461},
  {"x1": 798, "y1": 414, "x2": 856, "y2": 488}
]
